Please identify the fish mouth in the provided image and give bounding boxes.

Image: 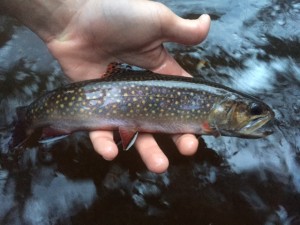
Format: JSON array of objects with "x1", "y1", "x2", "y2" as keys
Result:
[
  {"x1": 221, "y1": 113, "x2": 274, "y2": 138},
  {"x1": 237, "y1": 113, "x2": 274, "y2": 138}
]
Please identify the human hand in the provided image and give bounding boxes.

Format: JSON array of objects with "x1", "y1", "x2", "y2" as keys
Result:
[
  {"x1": 48, "y1": 0, "x2": 210, "y2": 173},
  {"x1": 3, "y1": 0, "x2": 211, "y2": 173}
]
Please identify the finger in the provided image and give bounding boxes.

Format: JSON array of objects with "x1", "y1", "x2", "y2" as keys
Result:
[
  {"x1": 172, "y1": 134, "x2": 199, "y2": 156},
  {"x1": 135, "y1": 133, "x2": 169, "y2": 173},
  {"x1": 157, "y1": 3, "x2": 211, "y2": 45},
  {"x1": 151, "y1": 48, "x2": 192, "y2": 77},
  {"x1": 89, "y1": 130, "x2": 119, "y2": 160}
]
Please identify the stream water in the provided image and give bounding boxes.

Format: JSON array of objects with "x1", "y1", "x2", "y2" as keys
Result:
[{"x1": 1, "y1": 1, "x2": 300, "y2": 224}]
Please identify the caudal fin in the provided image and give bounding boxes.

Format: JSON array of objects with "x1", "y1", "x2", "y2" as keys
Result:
[{"x1": 11, "y1": 106, "x2": 33, "y2": 148}]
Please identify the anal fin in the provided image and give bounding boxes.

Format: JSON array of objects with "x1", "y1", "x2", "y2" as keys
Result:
[
  {"x1": 38, "y1": 127, "x2": 70, "y2": 144},
  {"x1": 38, "y1": 135, "x2": 69, "y2": 144}
]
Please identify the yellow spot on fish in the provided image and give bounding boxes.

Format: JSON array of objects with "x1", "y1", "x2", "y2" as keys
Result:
[
  {"x1": 60, "y1": 104, "x2": 64, "y2": 108},
  {"x1": 64, "y1": 97, "x2": 68, "y2": 101},
  {"x1": 65, "y1": 90, "x2": 75, "y2": 94},
  {"x1": 68, "y1": 102, "x2": 73, "y2": 106}
]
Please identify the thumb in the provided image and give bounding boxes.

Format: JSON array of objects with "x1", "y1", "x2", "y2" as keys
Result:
[{"x1": 159, "y1": 5, "x2": 211, "y2": 45}]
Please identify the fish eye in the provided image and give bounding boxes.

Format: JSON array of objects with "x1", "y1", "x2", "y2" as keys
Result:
[{"x1": 249, "y1": 102, "x2": 263, "y2": 115}]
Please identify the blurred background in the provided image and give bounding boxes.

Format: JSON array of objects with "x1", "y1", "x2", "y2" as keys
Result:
[{"x1": 0, "y1": 0, "x2": 300, "y2": 224}]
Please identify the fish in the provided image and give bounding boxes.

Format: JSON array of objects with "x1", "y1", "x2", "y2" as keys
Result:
[{"x1": 12, "y1": 63, "x2": 275, "y2": 150}]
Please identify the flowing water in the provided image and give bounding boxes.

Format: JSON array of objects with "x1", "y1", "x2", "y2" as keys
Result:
[{"x1": 0, "y1": 1, "x2": 300, "y2": 224}]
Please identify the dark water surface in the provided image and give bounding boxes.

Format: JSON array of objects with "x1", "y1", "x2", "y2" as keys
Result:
[{"x1": 1, "y1": 1, "x2": 300, "y2": 224}]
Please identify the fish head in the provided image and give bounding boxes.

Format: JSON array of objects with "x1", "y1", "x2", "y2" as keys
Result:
[{"x1": 208, "y1": 97, "x2": 275, "y2": 138}]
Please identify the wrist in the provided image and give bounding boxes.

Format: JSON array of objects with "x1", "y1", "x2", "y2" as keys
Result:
[{"x1": 0, "y1": 0, "x2": 85, "y2": 42}]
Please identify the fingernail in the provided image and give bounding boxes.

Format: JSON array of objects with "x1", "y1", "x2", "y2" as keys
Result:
[{"x1": 199, "y1": 14, "x2": 211, "y2": 23}]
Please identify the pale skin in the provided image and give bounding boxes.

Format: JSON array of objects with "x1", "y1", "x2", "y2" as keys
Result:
[{"x1": 1, "y1": 0, "x2": 211, "y2": 173}]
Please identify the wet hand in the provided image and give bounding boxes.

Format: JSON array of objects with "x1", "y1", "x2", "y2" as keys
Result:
[{"x1": 44, "y1": 0, "x2": 211, "y2": 173}]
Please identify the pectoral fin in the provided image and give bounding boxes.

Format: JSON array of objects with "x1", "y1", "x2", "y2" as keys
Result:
[
  {"x1": 201, "y1": 121, "x2": 221, "y2": 137},
  {"x1": 118, "y1": 127, "x2": 139, "y2": 151}
]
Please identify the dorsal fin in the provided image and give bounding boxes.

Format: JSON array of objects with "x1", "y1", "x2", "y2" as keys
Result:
[
  {"x1": 103, "y1": 62, "x2": 149, "y2": 77},
  {"x1": 103, "y1": 62, "x2": 132, "y2": 77}
]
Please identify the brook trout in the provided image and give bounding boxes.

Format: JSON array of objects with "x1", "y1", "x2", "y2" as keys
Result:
[{"x1": 13, "y1": 63, "x2": 274, "y2": 150}]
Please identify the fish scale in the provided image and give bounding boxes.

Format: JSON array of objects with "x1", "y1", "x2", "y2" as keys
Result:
[
  {"x1": 13, "y1": 64, "x2": 274, "y2": 149},
  {"x1": 38, "y1": 81, "x2": 218, "y2": 124}
]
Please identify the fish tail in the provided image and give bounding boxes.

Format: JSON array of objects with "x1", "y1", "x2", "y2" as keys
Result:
[{"x1": 11, "y1": 106, "x2": 31, "y2": 148}]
